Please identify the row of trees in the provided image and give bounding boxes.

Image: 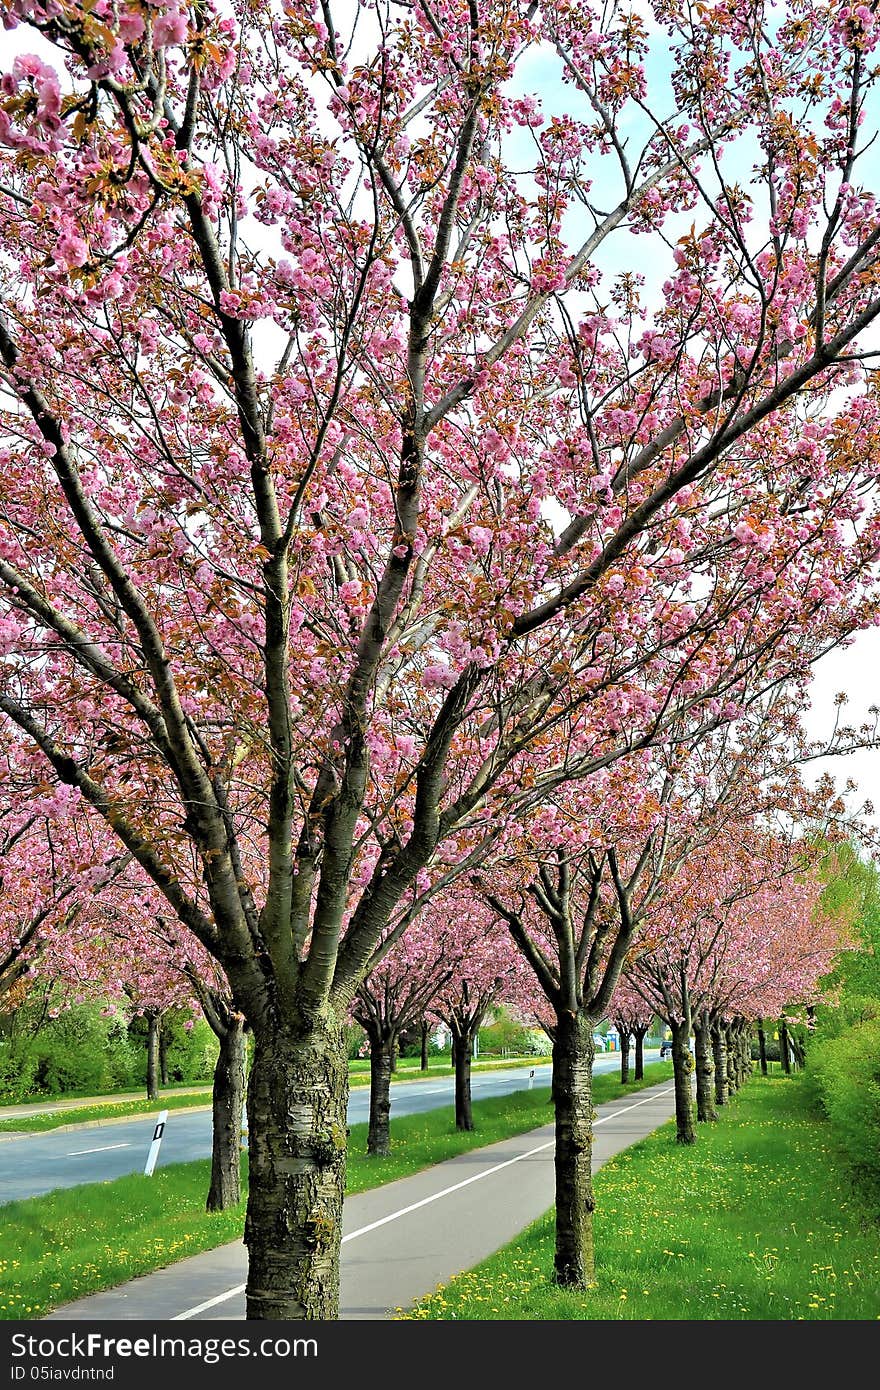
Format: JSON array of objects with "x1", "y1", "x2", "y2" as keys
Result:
[{"x1": 1, "y1": 0, "x2": 879, "y2": 1317}]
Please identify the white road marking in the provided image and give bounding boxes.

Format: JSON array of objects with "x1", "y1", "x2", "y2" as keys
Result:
[
  {"x1": 172, "y1": 1086, "x2": 673, "y2": 1321},
  {"x1": 66, "y1": 1143, "x2": 130, "y2": 1157}
]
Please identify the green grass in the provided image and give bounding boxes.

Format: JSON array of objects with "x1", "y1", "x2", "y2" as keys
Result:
[
  {"x1": 0, "y1": 1091, "x2": 216, "y2": 1133},
  {"x1": 399, "y1": 1073, "x2": 880, "y2": 1321},
  {"x1": 0, "y1": 1054, "x2": 551, "y2": 1133},
  {"x1": 0, "y1": 1062, "x2": 659, "y2": 1319}
]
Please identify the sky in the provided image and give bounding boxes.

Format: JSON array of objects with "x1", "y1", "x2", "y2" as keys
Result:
[{"x1": 801, "y1": 627, "x2": 880, "y2": 839}]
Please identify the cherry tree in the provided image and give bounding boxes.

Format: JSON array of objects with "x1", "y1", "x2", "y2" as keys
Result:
[
  {"x1": 426, "y1": 890, "x2": 537, "y2": 1130},
  {"x1": 79, "y1": 882, "x2": 250, "y2": 1210},
  {"x1": 1, "y1": 0, "x2": 880, "y2": 1318},
  {"x1": 608, "y1": 977, "x2": 654, "y2": 1082},
  {"x1": 0, "y1": 739, "x2": 130, "y2": 1006},
  {"x1": 351, "y1": 913, "x2": 455, "y2": 1157},
  {"x1": 477, "y1": 755, "x2": 675, "y2": 1288}
]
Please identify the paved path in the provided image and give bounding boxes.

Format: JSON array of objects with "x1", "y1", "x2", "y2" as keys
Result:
[{"x1": 43, "y1": 1080, "x2": 676, "y2": 1322}]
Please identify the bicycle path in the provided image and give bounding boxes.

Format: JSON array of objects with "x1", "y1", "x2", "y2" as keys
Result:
[{"x1": 43, "y1": 1080, "x2": 676, "y2": 1322}]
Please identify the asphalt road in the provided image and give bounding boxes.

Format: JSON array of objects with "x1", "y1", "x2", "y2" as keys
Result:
[
  {"x1": 42, "y1": 1079, "x2": 677, "y2": 1322},
  {"x1": 0, "y1": 1053, "x2": 645, "y2": 1205}
]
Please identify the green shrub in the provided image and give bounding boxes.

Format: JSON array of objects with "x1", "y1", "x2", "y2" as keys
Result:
[
  {"x1": 29, "y1": 1005, "x2": 120, "y2": 1096},
  {"x1": 0, "y1": 1041, "x2": 39, "y2": 1103},
  {"x1": 806, "y1": 1016, "x2": 880, "y2": 1204},
  {"x1": 478, "y1": 1007, "x2": 533, "y2": 1057},
  {"x1": 162, "y1": 1017, "x2": 218, "y2": 1084}
]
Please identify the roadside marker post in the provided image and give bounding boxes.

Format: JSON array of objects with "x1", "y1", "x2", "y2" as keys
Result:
[
  {"x1": 144, "y1": 1110, "x2": 168, "y2": 1176},
  {"x1": 528, "y1": 1068, "x2": 535, "y2": 1090}
]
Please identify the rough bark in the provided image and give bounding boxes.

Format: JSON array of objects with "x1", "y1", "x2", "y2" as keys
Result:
[
  {"x1": 552, "y1": 1011, "x2": 596, "y2": 1287},
  {"x1": 725, "y1": 1023, "x2": 738, "y2": 1094},
  {"x1": 206, "y1": 1014, "x2": 247, "y2": 1212},
  {"x1": 736, "y1": 1021, "x2": 752, "y2": 1085},
  {"x1": 244, "y1": 1018, "x2": 348, "y2": 1320},
  {"x1": 420, "y1": 1018, "x2": 429, "y2": 1072},
  {"x1": 451, "y1": 1028, "x2": 474, "y2": 1131},
  {"x1": 146, "y1": 1012, "x2": 161, "y2": 1101},
  {"x1": 671, "y1": 1019, "x2": 696, "y2": 1144},
  {"x1": 711, "y1": 1021, "x2": 728, "y2": 1106},
  {"x1": 694, "y1": 1013, "x2": 716, "y2": 1123}
]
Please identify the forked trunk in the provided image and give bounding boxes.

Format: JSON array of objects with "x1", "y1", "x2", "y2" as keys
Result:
[
  {"x1": 694, "y1": 1014, "x2": 716, "y2": 1123},
  {"x1": 206, "y1": 1016, "x2": 246, "y2": 1212},
  {"x1": 452, "y1": 1030, "x2": 474, "y2": 1131},
  {"x1": 244, "y1": 1018, "x2": 348, "y2": 1320},
  {"x1": 552, "y1": 1011, "x2": 596, "y2": 1287},
  {"x1": 671, "y1": 1020, "x2": 696, "y2": 1144}
]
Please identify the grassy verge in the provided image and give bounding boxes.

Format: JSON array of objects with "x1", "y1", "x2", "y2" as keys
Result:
[
  {"x1": 0, "y1": 1091, "x2": 216, "y2": 1133},
  {"x1": 0, "y1": 1055, "x2": 553, "y2": 1133},
  {"x1": 400, "y1": 1073, "x2": 880, "y2": 1322},
  {"x1": 0, "y1": 1063, "x2": 663, "y2": 1319}
]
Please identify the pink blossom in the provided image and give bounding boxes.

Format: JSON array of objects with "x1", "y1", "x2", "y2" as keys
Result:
[
  {"x1": 54, "y1": 232, "x2": 89, "y2": 270},
  {"x1": 153, "y1": 10, "x2": 188, "y2": 47}
]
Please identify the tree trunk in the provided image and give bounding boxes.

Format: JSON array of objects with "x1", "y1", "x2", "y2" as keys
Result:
[
  {"x1": 159, "y1": 1024, "x2": 169, "y2": 1087},
  {"x1": 366, "y1": 1032, "x2": 394, "y2": 1157},
  {"x1": 619, "y1": 1030, "x2": 631, "y2": 1084},
  {"x1": 694, "y1": 1014, "x2": 716, "y2": 1123},
  {"x1": 757, "y1": 1020, "x2": 768, "y2": 1076},
  {"x1": 452, "y1": 1029, "x2": 474, "y2": 1131},
  {"x1": 778, "y1": 1018, "x2": 791, "y2": 1074},
  {"x1": 206, "y1": 1016, "x2": 246, "y2": 1212},
  {"x1": 244, "y1": 1018, "x2": 348, "y2": 1320},
  {"x1": 420, "y1": 1018, "x2": 429, "y2": 1072},
  {"x1": 711, "y1": 1021, "x2": 729, "y2": 1107},
  {"x1": 390, "y1": 1039, "x2": 399, "y2": 1074},
  {"x1": 725, "y1": 1023, "x2": 738, "y2": 1094},
  {"x1": 146, "y1": 1012, "x2": 160, "y2": 1101},
  {"x1": 552, "y1": 1010, "x2": 596, "y2": 1288},
  {"x1": 633, "y1": 1027, "x2": 646, "y2": 1081},
  {"x1": 671, "y1": 1019, "x2": 696, "y2": 1144},
  {"x1": 736, "y1": 1021, "x2": 751, "y2": 1085}
]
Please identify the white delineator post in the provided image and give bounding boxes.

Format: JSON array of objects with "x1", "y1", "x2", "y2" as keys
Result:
[
  {"x1": 528, "y1": 1068, "x2": 535, "y2": 1090},
  {"x1": 144, "y1": 1110, "x2": 169, "y2": 1176}
]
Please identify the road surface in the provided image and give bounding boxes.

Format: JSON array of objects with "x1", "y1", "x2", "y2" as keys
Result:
[
  {"x1": 42, "y1": 1080, "x2": 676, "y2": 1321},
  {"x1": 0, "y1": 1053, "x2": 648, "y2": 1204}
]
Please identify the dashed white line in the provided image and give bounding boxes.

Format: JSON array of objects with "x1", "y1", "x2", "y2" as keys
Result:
[
  {"x1": 172, "y1": 1086, "x2": 673, "y2": 1321},
  {"x1": 66, "y1": 1143, "x2": 130, "y2": 1157}
]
